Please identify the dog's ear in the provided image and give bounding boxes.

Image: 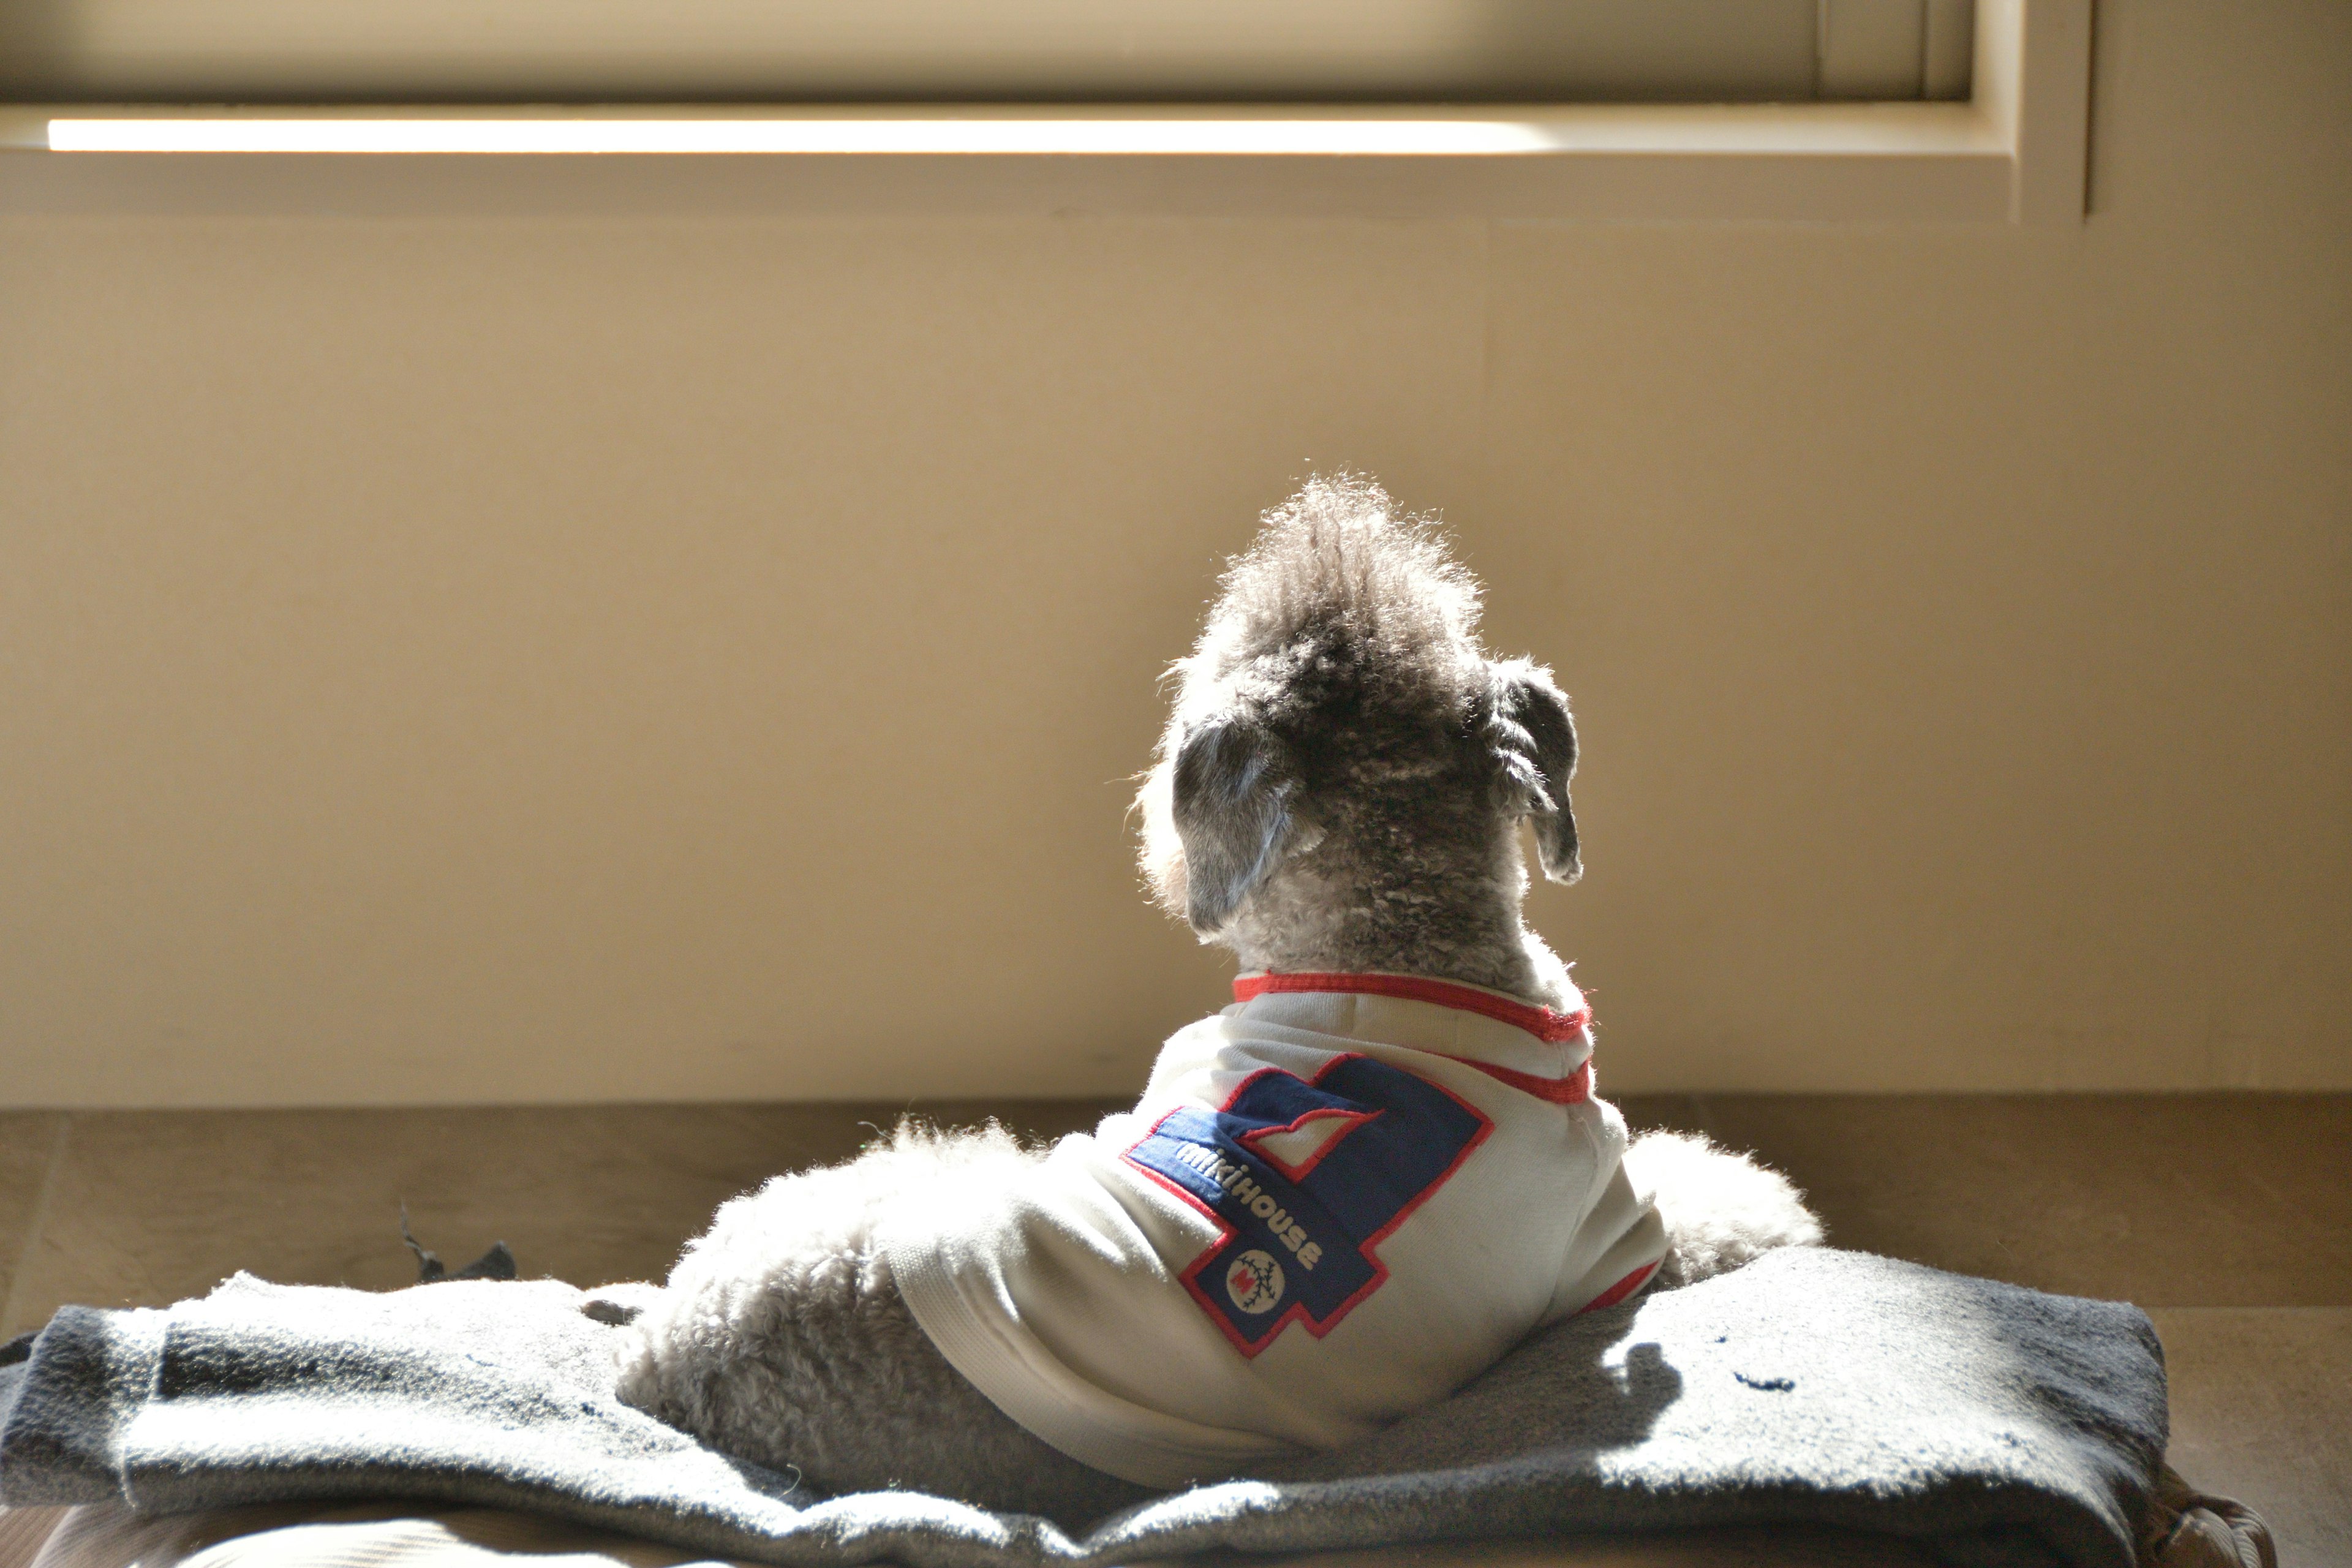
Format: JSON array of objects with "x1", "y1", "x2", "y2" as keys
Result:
[
  {"x1": 1491, "y1": 662, "x2": 1581, "y2": 884},
  {"x1": 1170, "y1": 714, "x2": 1300, "y2": 935}
]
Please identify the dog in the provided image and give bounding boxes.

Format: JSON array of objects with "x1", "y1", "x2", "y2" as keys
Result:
[{"x1": 608, "y1": 477, "x2": 1822, "y2": 1525}]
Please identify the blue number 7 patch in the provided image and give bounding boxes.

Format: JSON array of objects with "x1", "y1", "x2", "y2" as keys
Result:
[{"x1": 1123, "y1": 1054, "x2": 1492, "y2": 1356}]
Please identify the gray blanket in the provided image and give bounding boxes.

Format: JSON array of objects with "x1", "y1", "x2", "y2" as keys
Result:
[{"x1": 0, "y1": 1250, "x2": 2165, "y2": 1568}]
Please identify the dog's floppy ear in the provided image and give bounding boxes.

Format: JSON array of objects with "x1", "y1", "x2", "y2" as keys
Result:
[
  {"x1": 1170, "y1": 714, "x2": 1300, "y2": 935},
  {"x1": 1491, "y1": 662, "x2": 1581, "y2": 884}
]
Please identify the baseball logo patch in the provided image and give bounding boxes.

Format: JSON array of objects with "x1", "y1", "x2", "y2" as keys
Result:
[{"x1": 1225, "y1": 1250, "x2": 1284, "y2": 1314}]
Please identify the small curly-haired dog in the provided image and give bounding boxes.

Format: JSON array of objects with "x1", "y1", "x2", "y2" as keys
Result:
[{"x1": 609, "y1": 477, "x2": 1821, "y2": 1523}]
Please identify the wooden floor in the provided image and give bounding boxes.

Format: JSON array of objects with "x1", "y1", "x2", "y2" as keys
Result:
[{"x1": 2, "y1": 1094, "x2": 2346, "y2": 1563}]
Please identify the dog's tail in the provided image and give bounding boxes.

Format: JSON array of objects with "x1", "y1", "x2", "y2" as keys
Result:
[{"x1": 1621, "y1": 1129, "x2": 1825, "y2": 1289}]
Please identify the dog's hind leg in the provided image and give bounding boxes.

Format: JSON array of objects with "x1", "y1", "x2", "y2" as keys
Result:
[
  {"x1": 1621, "y1": 1130, "x2": 1825, "y2": 1289},
  {"x1": 608, "y1": 1121, "x2": 1152, "y2": 1527}
]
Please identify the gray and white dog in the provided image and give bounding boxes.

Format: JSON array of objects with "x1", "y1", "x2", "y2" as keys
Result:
[{"x1": 610, "y1": 477, "x2": 1820, "y2": 1524}]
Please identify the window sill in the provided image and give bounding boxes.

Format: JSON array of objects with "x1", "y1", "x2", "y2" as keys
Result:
[{"x1": 0, "y1": 0, "x2": 2087, "y2": 226}]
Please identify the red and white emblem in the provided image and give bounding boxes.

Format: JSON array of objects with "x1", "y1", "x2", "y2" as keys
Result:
[{"x1": 1224, "y1": 1250, "x2": 1285, "y2": 1314}]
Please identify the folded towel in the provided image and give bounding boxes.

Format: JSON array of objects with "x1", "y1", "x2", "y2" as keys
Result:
[{"x1": 0, "y1": 1249, "x2": 2166, "y2": 1568}]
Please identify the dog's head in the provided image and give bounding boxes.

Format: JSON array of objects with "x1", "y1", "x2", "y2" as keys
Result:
[{"x1": 1137, "y1": 476, "x2": 1580, "y2": 944}]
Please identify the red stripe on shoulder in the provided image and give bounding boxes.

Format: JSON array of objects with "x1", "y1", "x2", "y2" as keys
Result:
[{"x1": 1449, "y1": 1055, "x2": 1593, "y2": 1104}]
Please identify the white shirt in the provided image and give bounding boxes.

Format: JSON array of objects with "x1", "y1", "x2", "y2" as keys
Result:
[{"x1": 881, "y1": 972, "x2": 1668, "y2": 1489}]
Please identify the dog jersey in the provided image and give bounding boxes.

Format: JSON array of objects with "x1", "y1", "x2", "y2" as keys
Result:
[{"x1": 880, "y1": 971, "x2": 1668, "y2": 1489}]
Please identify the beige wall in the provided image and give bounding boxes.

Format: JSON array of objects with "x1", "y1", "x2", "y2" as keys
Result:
[{"x1": 2, "y1": 1, "x2": 2345, "y2": 1106}]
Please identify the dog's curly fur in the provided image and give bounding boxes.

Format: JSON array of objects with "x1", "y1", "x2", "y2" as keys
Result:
[
  {"x1": 611, "y1": 1123, "x2": 1152, "y2": 1523},
  {"x1": 1136, "y1": 476, "x2": 1580, "y2": 995},
  {"x1": 611, "y1": 475, "x2": 1821, "y2": 1525}
]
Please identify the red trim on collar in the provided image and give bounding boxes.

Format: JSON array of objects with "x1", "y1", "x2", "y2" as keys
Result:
[{"x1": 1232, "y1": 971, "x2": 1593, "y2": 1045}]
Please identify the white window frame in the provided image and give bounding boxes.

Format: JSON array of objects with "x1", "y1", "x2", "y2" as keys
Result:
[{"x1": 0, "y1": 0, "x2": 2090, "y2": 226}]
